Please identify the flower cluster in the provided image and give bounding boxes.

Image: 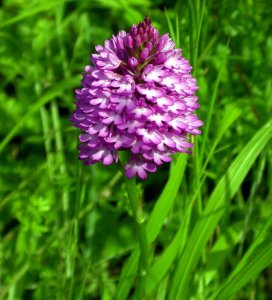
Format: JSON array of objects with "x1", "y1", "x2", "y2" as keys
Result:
[{"x1": 71, "y1": 17, "x2": 203, "y2": 179}]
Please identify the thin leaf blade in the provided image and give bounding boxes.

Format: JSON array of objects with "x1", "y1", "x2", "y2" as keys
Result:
[{"x1": 170, "y1": 120, "x2": 272, "y2": 300}]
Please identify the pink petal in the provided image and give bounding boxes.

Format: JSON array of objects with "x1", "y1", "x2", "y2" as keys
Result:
[
  {"x1": 103, "y1": 153, "x2": 114, "y2": 165},
  {"x1": 125, "y1": 165, "x2": 136, "y2": 178},
  {"x1": 137, "y1": 168, "x2": 147, "y2": 180}
]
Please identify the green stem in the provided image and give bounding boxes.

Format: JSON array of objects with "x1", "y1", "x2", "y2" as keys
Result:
[{"x1": 124, "y1": 176, "x2": 149, "y2": 295}]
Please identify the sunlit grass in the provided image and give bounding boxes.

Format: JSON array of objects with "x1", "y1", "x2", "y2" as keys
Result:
[{"x1": 0, "y1": 0, "x2": 272, "y2": 299}]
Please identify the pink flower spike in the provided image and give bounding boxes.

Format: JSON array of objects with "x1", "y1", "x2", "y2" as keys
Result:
[{"x1": 71, "y1": 16, "x2": 202, "y2": 179}]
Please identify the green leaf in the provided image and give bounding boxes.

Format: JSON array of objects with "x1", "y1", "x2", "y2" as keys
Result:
[
  {"x1": 204, "y1": 224, "x2": 240, "y2": 285},
  {"x1": 210, "y1": 237, "x2": 272, "y2": 300},
  {"x1": 169, "y1": 119, "x2": 272, "y2": 300},
  {"x1": 147, "y1": 154, "x2": 187, "y2": 242},
  {"x1": 210, "y1": 210, "x2": 272, "y2": 299},
  {"x1": 145, "y1": 190, "x2": 193, "y2": 295},
  {"x1": 145, "y1": 216, "x2": 187, "y2": 295}
]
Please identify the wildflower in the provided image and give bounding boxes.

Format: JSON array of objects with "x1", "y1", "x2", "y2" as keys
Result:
[{"x1": 71, "y1": 17, "x2": 203, "y2": 179}]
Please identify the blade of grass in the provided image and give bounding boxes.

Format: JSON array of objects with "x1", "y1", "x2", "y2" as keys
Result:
[
  {"x1": 164, "y1": 9, "x2": 176, "y2": 43},
  {"x1": 204, "y1": 224, "x2": 240, "y2": 285},
  {"x1": 237, "y1": 153, "x2": 266, "y2": 257},
  {"x1": 116, "y1": 252, "x2": 139, "y2": 300},
  {"x1": 0, "y1": 0, "x2": 67, "y2": 28},
  {"x1": 77, "y1": 261, "x2": 91, "y2": 300},
  {"x1": 156, "y1": 276, "x2": 168, "y2": 300},
  {"x1": 188, "y1": 0, "x2": 199, "y2": 69},
  {"x1": 68, "y1": 161, "x2": 83, "y2": 300},
  {"x1": 55, "y1": 5, "x2": 70, "y2": 78},
  {"x1": 210, "y1": 238, "x2": 272, "y2": 300},
  {"x1": 175, "y1": 14, "x2": 180, "y2": 48},
  {"x1": 200, "y1": 104, "x2": 242, "y2": 176},
  {"x1": 51, "y1": 99, "x2": 70, "y2": 217},
  {"x1": 199, "y1": 44, "x2": 229, "y2": 163},
  {"x1": 147, "y1": 154, "x2": 187, "y2": 242},
  {"x1": 169, "y1": 119, "x2": 272, "y2": 300},
  {"x1": 225, "y1": 209, "x2": 272, "y2": 282},
  {"x1": 0, "y1": 76, "x2": 80, "y2": 153},
  {"x1": 145, "y1": 194, "x2": 193, "y2": 295},
  {"x1": 40, "y1": 105, "x2": 54, "y2": 179},
  {"x1": 6, "y1": 263, "x2": 29, "y2": 300}
]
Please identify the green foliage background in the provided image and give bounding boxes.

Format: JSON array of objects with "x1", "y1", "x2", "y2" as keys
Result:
[{"x1": 0, "y1": 0, "x2": 272, "y2": 299}]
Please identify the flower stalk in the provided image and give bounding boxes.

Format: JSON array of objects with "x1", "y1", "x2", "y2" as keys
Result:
[
  {"x1": 124, "y1": 176, "x2": 149, "y2": 298},
  {"x1": 119, "y1": 151, "x2": 149, "y2": 275},
  {"x1": 124, "y1": 177, "x2": 149, "y2": 274}
]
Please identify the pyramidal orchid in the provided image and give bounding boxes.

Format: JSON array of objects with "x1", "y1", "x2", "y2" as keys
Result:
[{"x1": 71, "y1": 17, "x2": 203, "y2": 179}]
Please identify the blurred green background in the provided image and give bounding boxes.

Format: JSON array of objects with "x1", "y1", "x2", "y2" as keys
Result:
[{"x1": 0, "y1": 0, "x2": 272, "y2": 299}]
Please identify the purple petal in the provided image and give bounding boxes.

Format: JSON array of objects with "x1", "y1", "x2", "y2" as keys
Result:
[
  {"x1": 137, "y1": 168, "x2": 147, "y2": 180},
  {"x1": 144, "y1": 163, "x2": 157, "y2": 173},
  {"x1": 125, "y1": 165, "x2": 137, "y2": 178},
  {"x1": 136, "y1": 84, "x2": 164, "y2": 100}
]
